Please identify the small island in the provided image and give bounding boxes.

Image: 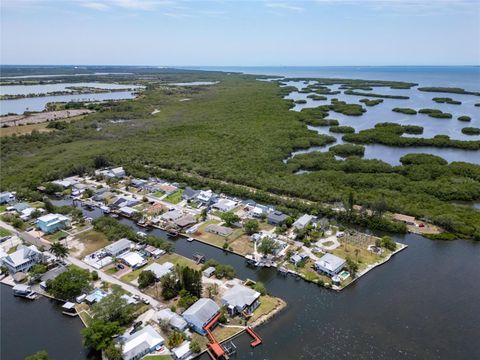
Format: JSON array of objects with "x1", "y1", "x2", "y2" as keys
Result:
[
  {"x1": 418, "y1": 87, "x2": 480, "y2": 96},
  {"x1": 329, "y1": 125, "x2": 355, "y2": 134},
  {"x1": 359, "y1": 98, "x2": 383, "y2": 106},
  {"x1": 432, "y1": 97, "x2": 462, "y2": 105},
  {"x1": 344, "y1": 89, "x2": 409, "y2": 99},
  {"x1": 329, "y1": 143, "x2": 365, "y2": 157},
  {"x1": 392, "y1": 107, "x2": 417, "y2": 115},
  {"x1": 418, "y1": 108, "x2": 453, "y2": 119},
  {"x1": 458, "y1": 115, "x2": 471, "y2": 122},
  {"x1": 462, "y1": 127, "x2": 480, "y2": 135}
]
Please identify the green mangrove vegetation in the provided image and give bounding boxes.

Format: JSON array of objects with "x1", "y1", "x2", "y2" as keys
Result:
[
  {"x1": 461, "y1": 127, "x2": 480, "y2": 135},
  {"x1": 344, "y1": 90, "x2": 409, "y2": 99},
  {"x1": 418, "y1": 108, "x2": 453, "y2": 119},
  {"x1": 418, "y1": 87, "x2": 480, "y2": 96},
  {"x1": 294, "y1": 99, "x2": 307, "y2": 104},
  {"x1": 329, "y1": 144, "x2": 365, "y2": 157},
  {"x1": 392, "y1": 107, "x2": 417, "y2": 115},
  {"x1": 329, "y1": 125, "x2": 355, "y2": 134},
  {"x1": 307, "y1": 94, "x2": 328, "y2": 101},
  {"x1": 342, "y1": 123, "x2": 480, "y2": 150},
  {"x1": 458, "y1": 116, "x2": 471, "y2": 122},
  {"x1": 359, "y1": 98, "x2": 383, "y2": 107},
  {"x1": 432, "y1": 97, "x2": 462, "y2": 105},
  {"x1": 1, "y1": 69, "x2": 479, "y2": 240}
]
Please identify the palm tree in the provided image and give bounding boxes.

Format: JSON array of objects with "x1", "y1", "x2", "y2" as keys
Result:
[{"x1": 49, "y1": 242, "x2": 69, "y2": 261}]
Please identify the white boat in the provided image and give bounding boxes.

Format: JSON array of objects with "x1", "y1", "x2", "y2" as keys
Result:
[{"x1": 187, "y1": 237, "x2": 194, "y2": 242}]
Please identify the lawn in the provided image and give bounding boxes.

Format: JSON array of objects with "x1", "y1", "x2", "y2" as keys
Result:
[
  {"x1": 153, "y1": 191, "x2": 165, "y2": 198},
  {"x1": 0, "y1": 205, "x2": 7, "y2": 213},
  {"x1": 74, "y1": 230, "x2": 110, "y2": 258},
  {"x1": 121, "y1": 260, "x2": 153, "y2": 283},
  {"x1": 229, "y1": 235, "x2": 254, "y2": 255},
  {"x1": 164, "y1": 190, "x2": 184, "y2": 204},
  {"x1": 7, "y1": 245, "x2": 18, "y2": 254},
  {"x1": 0, "y1": 123, "x2": 53, "y2": 137},
  {"x1": 157, "y1": 253, "x2": 202, "y2": 271},
  {"x1": 330, "y1": 237, "x2": 389, "y2": 271},
  {"x1": 249, "y1": 295, "x2": 282, "y2": 323},
  {"x1": 0, "y1": 227, "x2": 11, "y2": 237},
  {"x1": 44, "y1": 230, "x2": 68, "y2": 242}
]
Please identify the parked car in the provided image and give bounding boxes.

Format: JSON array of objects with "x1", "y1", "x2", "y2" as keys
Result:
[
  {"x1": 142, "y1": 298, "x2": 150, "y2": 305},
  {"x1": 116, "y1": 264, "x2": 125, "y2": 270}
]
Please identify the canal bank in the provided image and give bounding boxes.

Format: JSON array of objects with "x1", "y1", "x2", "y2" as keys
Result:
[{"x1": 4, "y1": 198, "x2": 479, "y2": 360}]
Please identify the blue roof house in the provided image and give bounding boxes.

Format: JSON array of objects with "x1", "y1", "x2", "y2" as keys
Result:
[
  {"x1": 182, "y1": 298, "x2": 220, "y2": 335},
  {"x1": 37, "y1": 214, "x2": 71, "y2": 234}
]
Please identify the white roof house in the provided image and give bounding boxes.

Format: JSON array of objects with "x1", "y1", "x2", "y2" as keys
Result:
[
  {"x1": 315, "y1": 253, "x2": 346, "y2": 277},
  {"x1": 122, "y1": 325, "x2": 164, "y2": 360},
  {"x1": 144, "y1": 262, "x2": 174, "y2": 279},
  {"x1": 96, "y1": 166, "x2": 126, "y2": 178},
  {"x1": 172, "y1": 341, "x2": 192, "y2": 360},
  {"x1": 212, "y1": 198, "x2": 237, "y2": 212},
  {"x1": 183, "y1": 298, "x2": 220, "y2": 334},
  {"x1": 221, "y1": 284, "x2": 261, "y2": 315},
  {"x1": 160, "y1": 209, "x2": 184, "y2": 222},
  {"x1": 104, "y1": 238, "x2": 133, "y2": 256},
  {"x1": 1, "y1": 245, "x2": 42, "y2": 274},
  {"x1": 119, "y1": 206, "x2": 137, "y2": 217},
  {"x1": 118, "y1": 251, "x2": 146, "y2": 269},
  {"x1": 293, "y1": 214, "x2": 315, "y2": 229},
  {"x1": 197, "y1": 190, "x2": 214, "y2": 203},
  {"x1": 156, "y1": 308, "x2": 188, "y2": 331}
]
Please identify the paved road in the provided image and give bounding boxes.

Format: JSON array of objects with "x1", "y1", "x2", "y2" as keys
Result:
[
  {"x1": 67, "y1": 256, "x2": 162, "y2": 308},
  {"x1": 0, "y1": 220, "x2": 51, "y2": 250}
]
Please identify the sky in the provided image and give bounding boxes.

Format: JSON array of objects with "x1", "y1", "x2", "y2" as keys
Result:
[{"x1": 1, "y1": 0, "x2": 479, "y2": 66}]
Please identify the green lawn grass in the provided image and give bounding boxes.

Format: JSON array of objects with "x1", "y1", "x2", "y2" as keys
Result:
[
  {"x1": 0, "y1": 227, "x2": 11, "y2": 237},
  {"x1": 164, "y1": 190, "x2": 184, "y2": 204}
]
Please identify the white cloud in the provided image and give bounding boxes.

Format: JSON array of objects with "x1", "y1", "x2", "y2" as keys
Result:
[
  {"x1": 81, "y1": 2, "x2": 111, "y2": 11},
  {"x1": 265, "y1": 2, "x2": 304, "y2": 12}
]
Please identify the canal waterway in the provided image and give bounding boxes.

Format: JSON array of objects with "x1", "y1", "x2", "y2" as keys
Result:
[{"x1": 3, "y1": 199, "x2": 477, "y2": 359}]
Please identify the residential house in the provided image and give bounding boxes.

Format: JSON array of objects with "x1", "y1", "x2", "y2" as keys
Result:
[
  {"x1": 156, "y1": 308, "x2": 188, "y2": 331},
  {"x1": 131, "y1": 178, "x2": 147, "y2": 189},
  {"x1": 221, "y1": 284, "x2": 261, "y2": 316},
  {"x1": 314, "y1": 253, "x2": 346, "y2": 277},
  {"x1": 121, "y1": 325, "x2": 164, "y2": 360},
  {"x1": 1, "y1": 244, "x2": 43, "y2": 274},
  {"x1": 95, "y1": 167, "x2": 126, "y2": 179},
  {"x1": 292, "y1": 214, "x2": 315, "y2": 230},
  {"x1": 104, "y1": 238, "x2": 133, "y2": 257},
  {"x1": 0, "y1": 192, "x2": 16, "y2": 204},
  {"x1": 36, "y1": 213, "x2": 70, "y2": 234},
  {"x1": 158, "y1": 183, "x2": 178, "y2": 195},
  {"x1": 143, "y1": 245, "x2": 165, "y2": 259},
  {"x1": 174, "y1": 215, "x2": 197, "y2": 229},
  {"x1": 182, "y1": 187, "x2": 200, "y2": 202},
  {"x1": 197, "y1": 190, "x2": 216, "y2": 206},
  {"x1": 119, "y1": 206, "x2": 138, "y2": 218},
  {"x1": 202, "y1": 266, "x2": 215, "y2": 278},
  {"x1": 12, "y1": 202, "x2": 30, "y2": 214},
  {"x1": 160, "y1": 210, "x2": 184, "y2": 222},
  {"x1": 212, "y1": 198, "x2": 237, "y2": 212},
  {"x1": 118, "y1": 251, "x2": 146, "y2": 269},
  {"x1": 267, "y1": 211, "x2": 288, "y2": 225},
  {"x1": 171, "y1": 341, "x2": 192, "y2": 360},
  {"x1": 205, "y1": 224, "x2": 233, "y2": 237},
  {"x1": 182, "y1": 298, "x2": 220, "y2": 335},
  {"x1": 290, "y1": 253, "x2": 309, "y2": 266},
  {"x1": 250, "y1": 204, "x2": 270, "y2": 219},
  {"x1": 144, "y1": 262, "x2": 174, "y2": 279}
]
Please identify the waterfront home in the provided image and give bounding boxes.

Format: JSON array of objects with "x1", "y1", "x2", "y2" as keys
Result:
[
  {"x1": 171, "y1": 341, "x2": 192, "y2": 360},
  {"x1": 156, "y1": 308, "x2": 188, "y2": 331},
  {"x1": 85, "y1": 289, "x2": 108, "y2": 305},
  {"x1": 212, "y1": 198, "x2": 237, "y2": 212},
  {"x1": 221, "y1": 284, "x2": 261, "y2": 316},
  {"x1": 182, "y1": 187, "x2": 200, "y2": 202},
  {"x1": 160, "y1": 209, "x2": 184, "y2": 222},
  {"x1": 118, "y1": 251, "x2": 147, "y2": 269},
  {"x1": 19, "y1": 207, "x2": 38, "y2": 221},
  {"x1": 174, "y1": 214, "x2": 197, "y2": 229},
  {"x1": 119, "y1": 206, "x2": 138, "y2": 218},
  {"x1": 0, "y1": 191, "x2": 16, "y2": 204},
  {"x1": 121, "y1": 325, "x2": 164, "y2": 360},
  {"x1": 12, "y1": 202, "x2": 30, "y2": 214},
  {"x1": 36, "y1": 213, "x2": 70, "y2": 234},
  {"x1": 104, "y1": 238, "x2": 133, "y2": 257},
  {"x1": 143, "y1": 245, "x2": 165, "y2": 259},
  {"x1": 267, "y1": 211, "x2": 288, "y2": 225},
  {"x1": 290, "y1": 253, "x2": 309, "y2": 266},
  {"x1": 202, "y1": 266, "x2": 216, "y2": 278},
  {"x1": 205, "y1": 224, "x2": 233, "y2": 237},
  {"x1": 293, "y1": 214, "x2": 315, "y2": 230},
  {"x1": 182, "y1": 298, "x2": 220, "y2": 335},
  {"x1": 144, "y1": 262, "x2": 174, "y2": 279},
  {"x1": 12, "y1": 284, "x2": 37, "y2": 299},
  {"x1": 314, "y1": 253, "x2": 346, "y2": 277},
  {"x1": 1, "y1": 244, "x2": 43, "y2": 274},
  {"x1": 95, "y1": 166, "x2": 126, "y2": 179}
]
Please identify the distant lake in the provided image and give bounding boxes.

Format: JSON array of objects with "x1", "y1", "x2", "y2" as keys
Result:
[{"x1": 0, "y1": 82, "x2": 142, "y2": 96}]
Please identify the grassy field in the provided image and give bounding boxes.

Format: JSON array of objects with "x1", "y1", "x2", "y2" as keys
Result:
[
  {"x1": 0, "y1": 227, "x2": 11, "y2": 237},
  {"x1": 249, "y1": 295, "x2": 283, "y2": 323},
  {"x1": 0, "y1": 123, "x2": 53, "y2": 137},
  {"x1": 164, "y1": 190, "x2": 184, "y2": 204},
  {"x1": 74, "y1": 229, "x2": 110, "y2": 258},
  {"x1": 44, "y1": 230, "x2": 68, "y2": 242},
  {"x1": 157, "y1": 253, "x2": 202, "y2": 271},
  {"x1": 1, "y1": 69, "x2": 479, "y2": 240}
]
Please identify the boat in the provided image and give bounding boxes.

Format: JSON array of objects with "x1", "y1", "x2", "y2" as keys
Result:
[
  {"x1": 62, "y1": 302, "x2": 78, "y2": 316},
  {"x1": 100, "y1": 205, "x2": 110, "y2": 214},
  {"x1": 12, "y1": 284, "x2": 37, "y2": 300},
  {"x1": 167, "y1": 228, "x2": 179, "y2": 237},
  {"x1": 187, "y1": 237, "x2": 194, "y2": 242}
]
